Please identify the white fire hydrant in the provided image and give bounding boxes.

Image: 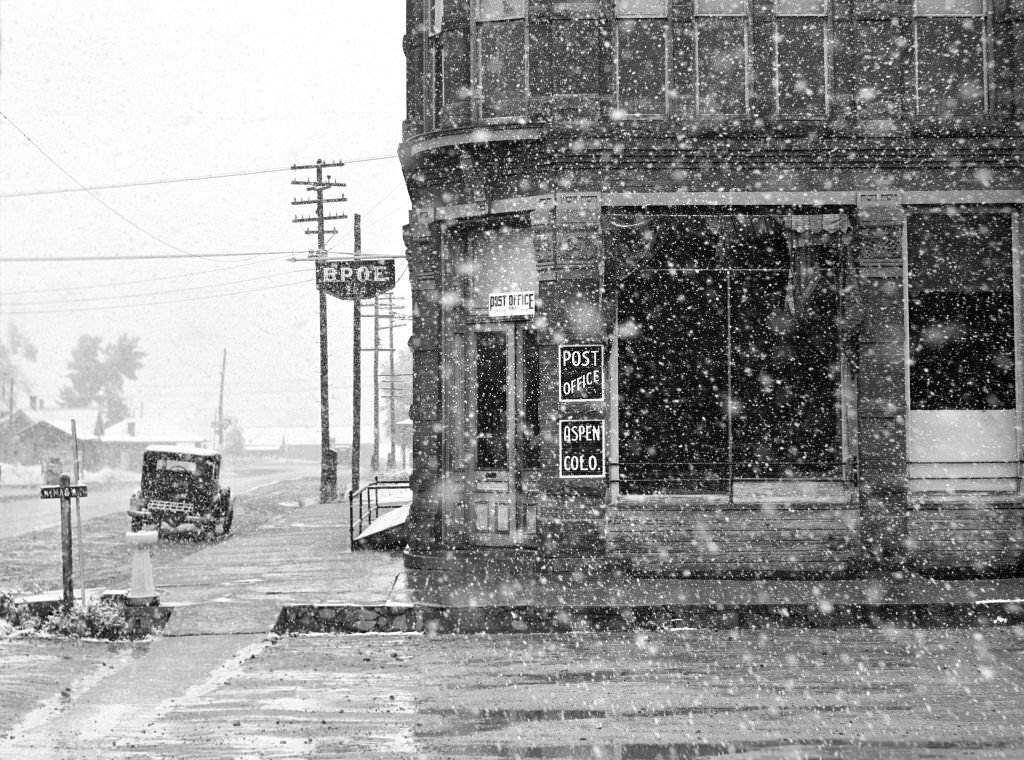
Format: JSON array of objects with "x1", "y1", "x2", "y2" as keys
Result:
[{"x1": 125, "y1": 531, "x2": 159, "y2": 606}]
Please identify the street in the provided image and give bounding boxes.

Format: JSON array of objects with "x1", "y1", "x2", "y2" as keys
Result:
[
  {"x1": 0, "y1": 460, "x2": 319, "y2": 539},
  {"x1": 1, "y1": 477, "x2": 1022, "y2": 759},
  {"x1": 2, "y1": 627, "x2": 1023, "y2": 758}
]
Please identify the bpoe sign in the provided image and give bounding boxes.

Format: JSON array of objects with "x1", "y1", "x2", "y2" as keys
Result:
[
  {"x1": 558, "y1": 419, "x2": 605, "y2": 479},
  {"x1": 317, "y1": 259, "x2": 395, "y2": 300},
  {"x1": 558, "y1": 344, "x2": 604, "y2": 403}
]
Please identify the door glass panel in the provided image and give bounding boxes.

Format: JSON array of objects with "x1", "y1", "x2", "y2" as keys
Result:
[{"x1": 476, "y1": 331, "x2": 508, "y2": 469}]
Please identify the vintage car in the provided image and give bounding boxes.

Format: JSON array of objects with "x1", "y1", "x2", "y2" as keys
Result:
[{"x1": 127, "y1": 445, "x2": 233, "y2": 538}]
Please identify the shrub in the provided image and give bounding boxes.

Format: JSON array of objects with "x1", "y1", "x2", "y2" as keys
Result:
[{"x1": 41, "y1": 601, "x2": 129, "y2": 640}]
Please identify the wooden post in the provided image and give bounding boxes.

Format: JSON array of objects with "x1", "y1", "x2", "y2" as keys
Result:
[
  {"x1": 351, "y1": 213, "x2": 362, "y2": 493},
  {"x1": 71, "y1": 420, "x2": 86, "y2": 607},
  {"x1": 59, "y1": 473, "x2": 74, "y2": 608}
]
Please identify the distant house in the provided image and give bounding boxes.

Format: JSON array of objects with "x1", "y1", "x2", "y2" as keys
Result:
[
  {"x1": 102, "y1": 417, "x2": 207, "y2": 470},
  {"x1": 9, "y1": 407, "x2": 104, "y2": 475},
  {"x1": 243, "y1": 426, "x2": 336, "y2": 461}
]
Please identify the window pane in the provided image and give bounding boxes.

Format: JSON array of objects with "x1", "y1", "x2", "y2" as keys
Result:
[
  {"x1": 777, "y1": 17, "x2": 826, "y2": 116},
  {"x1": 908, "y1": 212, "x2": 1014, "y2": 410},
  {"x1": 618, "y1": 19, "x2": 667, "y2": 114},
  {"x1": 479, "y1": 20, "x2": 526, "y2": 118},
  {"x1": 697, "y1": 18, "x2": 747, "y2": 114},
  {"x1": 696, "y1": 0, "x2": 747, "y2": 14},
  {"x1": 916, "y1": 0, "x2": 983, "y2": 15},
  {"x1": 478, "y1": 0, "x2": 525, "y2": 20},
  {"x1": 441, "y1": 30, "x2": 471, "y2": 124},
  {"x1": 531, "y1": 18, "x2": 601, "y2": 95},
  {"x1": 476, "y1": 332, "x2": 508, "y2": 469},
  {"x1": 916, "y1": 17, "x2": 985, "y2": 115},
  {"x1": 616, "y1": 0, "x2": 668, "y2": 16},
  {"x1": 776, "y1": 0, "x2": 825, "y2": 13}
]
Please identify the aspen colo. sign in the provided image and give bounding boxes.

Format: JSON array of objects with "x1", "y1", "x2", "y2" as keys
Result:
[
  {"x1": 558, "y1": 344, "x2": 604, "y2": 402},
  {"x1": 317, "y1": 259, "x2": 396, "y2": 300},
  {"x1": 558, "y1": 419, "x2": 605, "y2": 478}
]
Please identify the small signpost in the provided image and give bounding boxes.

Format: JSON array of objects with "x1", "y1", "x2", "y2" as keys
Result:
[
  {"x1": 558, "y1": 419, "x2": 606, "y2": 479},
  {"x1": 558, "y1": 344, "x2": 604, "y2": 403},
  {"x1": 40, "y1": 475, "x2": 88, "y2": 607}
]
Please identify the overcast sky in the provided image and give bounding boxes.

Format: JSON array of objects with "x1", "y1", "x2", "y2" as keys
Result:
[{"x1": 0, "y1": 2, "x2": 411, "y2": 441}]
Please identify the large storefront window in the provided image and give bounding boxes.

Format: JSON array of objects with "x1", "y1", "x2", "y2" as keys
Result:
[
  {"x1": 613, "y1": 214, "x2": 845, "y2": 495},
  {"x1": 695, "y1": 0, "x2": 749, "y2": 115},
  {"x1": 907, "y1": 210, "x2": 1017, "y2": 492},
  {"x1": 615, "y1": 0, "x2": 669, "y2": 115},
  {"x1": 775, "y1": 0, "x2": 827, "y2": 117},
  {"x1": 914, "y1": 0, "x2": 988, "y2": 116},
  {"x1": 477, "y1": 0, "x2": 527, "y2": 119}
]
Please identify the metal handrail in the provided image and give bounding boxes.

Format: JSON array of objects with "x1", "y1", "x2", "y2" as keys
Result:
[{"x1": 348, "y1": 476, "x2": 410, "y2": 550}]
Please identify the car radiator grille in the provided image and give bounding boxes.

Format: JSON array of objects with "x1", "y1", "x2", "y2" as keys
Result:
[{"x1": 146, "y1": 499, "x2": 190, "y2": 513}]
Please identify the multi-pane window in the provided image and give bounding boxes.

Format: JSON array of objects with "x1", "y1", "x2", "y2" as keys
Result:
[
  {"x1": 695, "y1": 0, "x2": 750, "y2": 116},
  {"x1": 774, "y1": 0, "x2": 828, "y2": 117},
  {"x1": 914, "y1": 0, "x2": 988, "y2": 116},
  {"x1": 476, "y1": 0, "x2": 528, "y2": 119},
  {"x1": 615, "y1": 0, "x2": 669, "y2": 115}
]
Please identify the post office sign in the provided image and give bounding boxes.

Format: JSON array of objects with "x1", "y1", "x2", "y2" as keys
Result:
[
  {"x1": 488, "y1": 291, "x2": 535, "y2": 319},
  {"x1": 558, "y1": 343, "x2": 604, "y2": 403},
  {"x1": 558, "y1": 419, "x2": 605, "y2": 479}
]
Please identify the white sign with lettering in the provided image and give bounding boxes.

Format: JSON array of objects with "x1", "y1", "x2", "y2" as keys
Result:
[{"x1": 488, "y1": 291, "x2": 536, "y2": 319}]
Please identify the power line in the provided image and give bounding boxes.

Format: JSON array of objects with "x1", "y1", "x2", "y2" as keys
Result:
[
  {"x1": 0, "y1": 155, "x2": 399, "y2": 198},
  {"x1": 0, "y1": 110, "x2": 202, "y2": 257},
  {"x1": 0, "y1": 255, "x2": 277, "y2": 296},
  {"x1": 0, "y1": 250, "x2": 304, "y2": 262},
  {"x1": 5, "y1": 267, "x2": 304, "y2": 307},
  {"x1": 2, "y1": 276, "x2": 308, "y2": 315}
]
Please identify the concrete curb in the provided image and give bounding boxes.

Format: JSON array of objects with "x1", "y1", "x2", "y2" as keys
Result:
[{"x1": 273, "y1": 599, "x2": 1024, "y2": 635}]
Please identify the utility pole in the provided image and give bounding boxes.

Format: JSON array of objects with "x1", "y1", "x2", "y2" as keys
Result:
[
  {"x1": 216, "y1": 348, "x2": 227, "y2": 450},
  {"x1": 372, "y1": 295, "x2": 380, "y2": 474},
  {"x1": 292, "y1": 159, "x2": 347, "y2": 502},
  {"x1": 351, "y1": 213, "x2": 362, "y2": 493},
  {"x1": 386, "y1": 290, "x2": 397, "y2": 470}
]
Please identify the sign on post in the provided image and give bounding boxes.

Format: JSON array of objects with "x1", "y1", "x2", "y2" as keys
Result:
[
  {"x1": 317, "y1": 259, "x2": 396, "y2": 300},
  {"x1": 558, "y1": 344, "x2": 604, "y2": 403},
  {"x1": 558, "y1": 419, "x2": 605, "y2": 479},
  {"x1": 40, "y1": 476, "x2": 88, "y2": 607},
  {"x1": 40, "y1": 484, "x2": 88, "y2": 500}
]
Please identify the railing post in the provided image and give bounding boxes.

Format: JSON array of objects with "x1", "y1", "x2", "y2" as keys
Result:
[{"x1": 347, "y1": 488, "x2": 354, "y2": 551}]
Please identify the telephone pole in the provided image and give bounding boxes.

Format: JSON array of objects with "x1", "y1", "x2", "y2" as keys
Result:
[
  {"x1": 351, "y1": 213, "x2": 362, "y2": 493},
  {"x1": 216, "y1": 348, "x2": 227, "y2": 450},
  {"x1": 291, "y1": 159, "x2": 346, "y2": 502}
]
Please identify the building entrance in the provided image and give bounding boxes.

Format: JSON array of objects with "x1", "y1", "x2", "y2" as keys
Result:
[{"x1": 467, "y1": 323, "x2": 539, "y2": 544}]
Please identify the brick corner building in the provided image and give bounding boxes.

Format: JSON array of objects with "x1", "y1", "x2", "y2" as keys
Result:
[{"x1": 398, "y1": 0, "x2": 1024, "y2": 579}]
